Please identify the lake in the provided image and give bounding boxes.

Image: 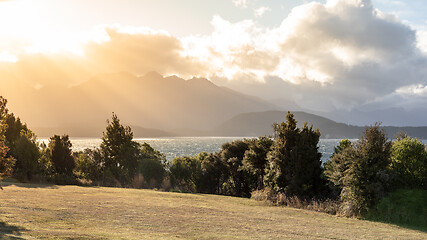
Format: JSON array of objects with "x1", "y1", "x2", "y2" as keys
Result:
[{"x1": 39, "y1": 137, "x2": 355, "y2": 163}]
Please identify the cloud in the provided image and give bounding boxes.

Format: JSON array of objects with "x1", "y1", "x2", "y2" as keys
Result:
[
  {"x1": 232, "y1": 0, "x2": 247, "y2": 8},
  {"x1": 184, "y1": 0, "x2": 427, "y2": 111},
  {"x1": 254, "y1": 6, "x2": 271, "y2": 18},
  {"x1": 0, "y1": 25, "x2": 205, "y2": 88},
  {"x1": 2, "y1": 0, "x2": 427, "y2": 114},
  {"x1": 84, "y1": 26, "x2": 205, "y2": 77}
]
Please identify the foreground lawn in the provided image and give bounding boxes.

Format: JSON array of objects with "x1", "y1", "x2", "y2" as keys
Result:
[{"x1": 0, "y1": 183, "x2": 426, "y2": 239}]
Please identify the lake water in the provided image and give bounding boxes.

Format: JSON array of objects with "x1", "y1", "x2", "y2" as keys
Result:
[{"x1": 39, "y1": 137, "x2": 355, "y2": 163}]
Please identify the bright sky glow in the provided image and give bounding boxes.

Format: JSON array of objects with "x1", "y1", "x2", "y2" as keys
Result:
[{"x1": 1, "y1": 0, "x2": 427, "y2": 114}]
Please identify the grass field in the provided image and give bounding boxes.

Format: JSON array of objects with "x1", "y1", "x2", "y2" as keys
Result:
[{"x1": 0, "y1": 182, "x2": 426, "y2": 239}]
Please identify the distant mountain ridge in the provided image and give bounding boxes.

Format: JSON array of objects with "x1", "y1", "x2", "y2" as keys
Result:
[
  {"x1": 4, "y1": 71, "x2": 427, "y2": 139},
  {"x1": 1, "y1": 71, "x2": 277, "y2": 136},
  {"x1": 210, "y1": 111, "x2": 427, "y2": 139}
]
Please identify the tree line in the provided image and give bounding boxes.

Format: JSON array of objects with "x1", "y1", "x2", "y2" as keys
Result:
[{"x1": 1, "y1": 95, "x2": 426, "y2": 217}]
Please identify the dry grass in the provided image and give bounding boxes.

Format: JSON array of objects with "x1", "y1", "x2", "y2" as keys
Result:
[
  {"x1": 0, "y1": 182, "x2": 426, "y2": 239},
  {"x1": 251, "y1": 188, "x2": 341, "y2": 215}
]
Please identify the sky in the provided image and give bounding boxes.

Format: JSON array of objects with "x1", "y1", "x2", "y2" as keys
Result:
[{"x1": 1, "y1": 0, "x2": 427, "y2": 121}]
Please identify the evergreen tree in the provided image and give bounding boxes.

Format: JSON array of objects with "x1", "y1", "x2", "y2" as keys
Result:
[
  {"x1": 324, "y1": 139, "x2": 354, "y2": 195},
  {"x1": 49, "y1": 135, "x2": 75, "y2": 175},
  {"x1": 341, "y1": 124, "x2": 392, "y2": 216},
  {"x1": 265, "y1": 112, "x2": 322, "y2": 198},
  {"x1": 100, "y1": 113, "x2": 140, "y2": 186},
  {"x1": 0, "y1": 97, "x2": 15, "y2": 183},
  {"x1": 242, "y1": 136, "x2": 273, "y2": 189}
]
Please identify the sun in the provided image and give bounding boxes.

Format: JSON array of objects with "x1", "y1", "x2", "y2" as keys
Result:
[{"x1": 0, "y1": 0, "x2": 85, "y2": 56}]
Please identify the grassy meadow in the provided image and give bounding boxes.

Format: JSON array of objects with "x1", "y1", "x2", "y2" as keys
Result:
[{"x1": 0, "y1": 182, "x2": 426, "y2": 239}]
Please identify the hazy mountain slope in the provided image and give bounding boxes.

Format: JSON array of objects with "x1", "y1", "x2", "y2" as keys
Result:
[
  {"x1": 211, "y1": 111, "x2": 363, "y2": 138},
  {"x1": 211, "y1": 111, "x2": 427, "y2": 139},
  {"x1": 1, "y1": 72, "x2": 277, "y2": 136}
]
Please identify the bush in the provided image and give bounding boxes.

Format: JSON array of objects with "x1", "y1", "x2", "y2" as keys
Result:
[
  {"x1": 74, "y1": 148, "x2": 103, "y2": 183},
  {"x1": 366, "y1": 189, "x2": 427, "y2": 231},
  {"x1": 390, "y1": 136, "x2": 427, "y2": 189}
]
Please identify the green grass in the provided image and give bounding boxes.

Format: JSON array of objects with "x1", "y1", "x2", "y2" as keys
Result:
[
  {"x1": 366, "y1": 189, "x2": 427, "y2": 231},
  {"x1": 0, "y1": 182, "x2": 426, "y2": 239}
]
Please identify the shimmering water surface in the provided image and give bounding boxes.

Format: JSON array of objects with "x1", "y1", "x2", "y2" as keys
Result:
[{"x1": 39, "y1": 137, "x2": 357, "y2": 163}]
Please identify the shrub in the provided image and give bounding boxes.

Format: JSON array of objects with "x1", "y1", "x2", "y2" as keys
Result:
[
  {"x1": 366, "y1": 189, "x2": 427, "y2": 231},
  {"x1": 74, "y1": 148, "x2": 103, "y2": 183},
  {"x1": 390, "y1": 136, "x2": 427, "y2": 189}
]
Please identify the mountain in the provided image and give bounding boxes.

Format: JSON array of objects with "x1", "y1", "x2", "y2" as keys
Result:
[
  {"x1": 211, "y1": 111, "x2": 427, "y2": 139},
  {"x1": 211, "y1": 111, "x2": 362, "y2": 138},
  {"x1": 1, "y1": 72, "x2": 277, "y2": 136}
]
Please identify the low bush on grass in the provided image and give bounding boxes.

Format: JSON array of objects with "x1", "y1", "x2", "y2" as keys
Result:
[{"x1": 365, "y1": 189, "x2": 427, "y2": 231}]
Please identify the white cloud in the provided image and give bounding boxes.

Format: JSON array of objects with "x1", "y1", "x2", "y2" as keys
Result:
[
  {"x1": 181, "y1": 0, "x2": 427, "y2": 111},
  {"x1": 416, "y1": 29, "x2": 427, "y2": 54},
  {"x1": 396, "y1": 84, "x2": 427, "y2": 97},
  {"x1": 2, "y1": 0, "x2": 427, "y2": 113},
  {"x1": 254, "y1": 6, "x2": 271, "y2": 18},
  {"x1": 232, "y1": 0, "x2": 247, "y2": 8},
  {"x1": 0, "y1": 51, "x2": 17, "y2": 62}
]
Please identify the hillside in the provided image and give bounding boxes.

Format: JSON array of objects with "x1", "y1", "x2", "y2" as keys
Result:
[
  {"x1": 1, "y1": 72, "x2": 276, "y2": 137},
  {"x1": 211, "y1": 111, "x2": 427, "y2": 139},
  {"x1": 211, "y1": 111, "x2": 362, "y2": 138},
  {"x1": 0, "y1": 182, "x2": 425, "y2": 239}
]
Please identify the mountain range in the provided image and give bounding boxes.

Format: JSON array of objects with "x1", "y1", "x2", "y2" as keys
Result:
[{"x1": 2, "y1": 72, "x2": 427, "y2": 139}]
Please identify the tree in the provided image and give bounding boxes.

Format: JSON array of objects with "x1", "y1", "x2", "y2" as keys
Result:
[
  {"x1": 0, "y1": 97, "x2": 15, "y2": 184},
  {"x1": 0, "y1": 96, "x2": 39, "y2": 180},
  {"x1": 390, "y1": 136, "x2": 427, "y2": 189},
  {"x1": 243, "y1": 136, "x2": 273, "y2": 189},
  {"x1": 13, "y1": 130, "x2": 40, "y2": 180},
  {"x1": 220, "y1": 140, "x2": 254, "y2": 197},
  {"x1": 199, "y1": 152, "x2": 227, "y2": 194},
  {"x1": 100, "y1": 113, "x2": 140, "y2": 186},
  {"x1": 0, "y1": 139, "x2": 15, "y2": 185},
  {"x1": 49, "y1": 135, "x2": 75, "y2": 175},
  {"x1": 169, "y1": 155, "x2": 202, "y2": 192},
  {"x1": 74, "y1": 148, "x2": 103, "y2": 182},
  {"x1": 0, "y1": 96, "x2": 7, "y2": 121},
  {"x1": 324, "y1": 139, "x2": 354, "y2": 195},
  {"x1": 138, "y1": 143, "x2": 167, "y2": 188},
  {"x1": 341, "y1": 124, "x2": 392, "y2": 216},
  {"x1": 264, "y1": 112, "x2": 322, "y2": 198}
]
